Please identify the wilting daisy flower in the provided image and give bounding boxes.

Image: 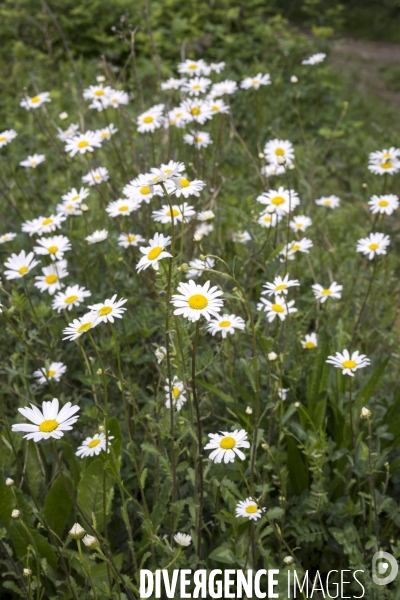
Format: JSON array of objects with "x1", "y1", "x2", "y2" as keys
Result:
[
  {"x1": 311, "y1": 282, "x2": 343, "y2": 303},
  {"x1": 257, "y1": 295, "x2": 297, "y2": 322},
  {"x1": 326, "y1": 350, "x2": 370, "y2": 377},
  {"x1": 12, "y1": 398, "x2": 79, "y2": 441},
  {"x1": 34, "y1": 260, "x2": 69, "y2": 295},
  {"x1": 34, "y1": 235, "x2": 71, "y2": 260},
  {"x1": 95, "y1": 124, "x2": 118, "y2": 141},
  {"x1": 164, "y1": 376, "x2": 187, "y2": 411},
  {"x1": 302, "y1": 53, "x2": 326, "y2": 65},
  {"x1": 22, "y1": 214, "x2": 66, "y2": 237},
  {"x1": 301, "y1": 333, "x2": 318, "y2": 349},
  {"x1": 183, "y1": 77, "x2": 211, "y2": 96},
  {"x1": 210, "y1": 61, "x2": 225, "y2": 73},
  {"x1": 197, "y1": 210, "x2": 215, "y2": 221},
  {"x1": 155, "y1": 346, "x2": 167, "y2": 364},
  {"x1": 277, "y1": 388, "x2": 290, "y2": 400},
  {"x1": 0, "y1": 129, "x2": 17, "y2": 148},
  {"x1": 168, "y1": 106, "x2": 191, "y2": 128},
  {"x1": 118, "y1": 233, "x2": 145, "y2": 248},
  {"x1": 264, "y1": 139, "x2": 295, "y2": 167},
  {"x1": 86, "y1": 229, "x2": 108, "y2": 244},
  {"x1": 181, "y1": 100, "x2": 213, "y2": 124},
  {"x1": 236, "y1": 498, "x2": 263, "y2": 521},
  {"x1": 290, "y1": 215, "x2": 312, "y2": 232},
  {"x1": 56, "y1": 123, "x2": 80, "y2": 142},
  {"x1": 184, "y1": 131, "x2": 213, "y2": 149},
  {"x1": 0, "y1": 232, "x2": 17, "y2": 244},
  {"x1": 82, "y1": 167, "x2": 109, "y2": 186},
  {"x1": 172, "y1": 280, "x2": 223, "y2": 322},
  {"x1": 186, "y1": 257, "x2": 215, "y2": 278},
  {"x1": 257, "y1": 212, "x2": 281, "y2": 228},
  {"x1": 241, "y1": 73, "x2": 271, "y2": 89},
  {"x1": 257, "y1": 187, "x2": 300, "y2": 215},
  {"x1": 4, "y1": 251, "x2": 39, "y2": 280},
  {"x1": 368, "y1": 157, "x2": 400, "y2": 175},
  {"x1": 52, "y1": 285, "x2": 91, "y2": 312},
  {"x1": 152, "y1": 203, "x2": 195, "y2": 224},
  {"x1": 136, "y1": 233, "x2": 172, "y2": 272},
  {"x1": 178, "y1": 59, "x2": 210, "y2": 76},
  {"x1": 262, "y1": 274, "x2": 300, "y2": 296},
  {"x1": 315, "y1": 195, "x2": 340, "y2": 209},
  {"x1": 206, "y1": 314, "x2": 245, "y2": 338},
  {"x1": 174, "y1": 177, "x2": 206, "y2": 198},
  {"x1": 232, "y1": 231, "x2": 251, "y2": 243},
  {"x1": 137, "y1": 105, "x2": 165, "y2": 133},
  {"x1": 368, "y1": 194, "x2": 399, "y2": 215},
  {"x1": 106, "y1": 198, "x2": 140, "y2": 217},
  {"x1": 33, "y1": 362, "x2": 67, "y2": 385},
  {"x1": 20, "y1": 92, "x2": 51, "y2": 110},
  {"x1": 194, "y1": 223, "x2": 213, "y2": 241},
  {"x1": 356, "y1": 232, "x2": 390, "y2": 259},
  {"x1": 204, "y1": 429, "x2": 250, "y2": 463},
  {"x1": 63, "y1": 311, "x2": 100, "y2": 340},
  {"x1": 76, "y1": 432, "x2": 114, "y2": 458},
  {"x1": 20, "y1": 154, "x2": 45, "y2": 168},
  {"x1": 161, "y1": 77, "x2": 187, "y2": 91},
  {"x1": 88, "y1": 295, "x2": 127, "y2": 323},
  {"x1": 174, "y1": 532, "x2": 192, "y2": 546},
  {"x1": 211, "y1": 80, "x2": 238, "y2": 97}
]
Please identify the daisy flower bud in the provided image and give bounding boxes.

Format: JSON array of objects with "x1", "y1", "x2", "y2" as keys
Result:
[
  {"x1": 98, "y1": 425, "x2": 105, "y2": 433},
  {"x1": 11, "y1": 509, "x2": 20, "y2": 519},
  {"x1": 81, "y1": 203, "x2": 89, "y2": 211},
  {"x1": 59, "y1": 112, "x2": 68, "y2": 120},
  {"x1": 284, "y1": 556, "x2": 294, "y2": 564},
  {"x1": 266, "y1": 205, "x2": 276, "y2": 213},
  {"x1": 180, "y1": 263, "x2": 189, "y2": 274},
  {"x1": 245, "y1": 406, "x2": 253, "y2": 415},
  {"x1": 361, "y1": 407, "x2": 371, "y2": 419},
  {"x1": 23, "y1": 568, "x2": 32, "y2": 577},
  {"x1": 277, "y1": 156, "x2": 286, "y2": 166},
  {"x1": 258, "y1": 152, "x2": 264, "y2": 159},
  {"x1": 96, "y1": 75, "x2": 106, "y2": 82},
  {"x1": 261, "y1": 443, "x2": 269, "y2": 450},
  {"x1": 268, "y1": 352, "x2": 277, "y2": 361},
  {"x1": 5, "y1": 478, "x2": 14, "y2": 486},
  {"x1": 290, "y1": 76, "x2": 298, "y2": 83},
  {"x1": 69, "y1": 523, "x2": 86, "y2": 539},
  {"x1": 82, "y1": 534, "x2": 99, "y2": 549}
]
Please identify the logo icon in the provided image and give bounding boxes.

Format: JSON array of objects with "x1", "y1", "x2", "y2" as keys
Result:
[{"x1": 372, "y1": 551, "x2": 398, "y2": 585}]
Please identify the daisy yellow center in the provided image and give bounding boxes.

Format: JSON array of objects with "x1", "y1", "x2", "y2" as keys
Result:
[
  {"x1": 88, "y1": 438, "x2": 101, "y2": 448},
  {"x1": 271, "y1": 196, "x2": 285, "y2": 205},
  {"x1": 39, "y1": 419, "x2": 58, "y2": 433},
  {"x1": 188, "y1": 294, "x2": 208, "y2": 310},
  {"x1": 179, "y1": 178, "x2": 190, "y2": 188},
  {"x1": 98, "y1": 306, "x2": 112, "y2": 316},
  {"x1": 94, "y1": 90, "x2": 105, "y2": 96},
  {"x1": 45, "y1": 274, "x2": 58, "y2": 284},
  {"x1": 382, "y1": 153, "x2": 391, "y2": 158},
  {"x1": 369, "y1": 243, "x2": 379, "y2": 250},
  {"x1": 77, "y1": 322, "x2": 91, "y2": 333},
  {"x1": 42, "y1": 218, "x2": 53, "y2": 225},
  {"x1": 148, "y1": 246, "x2": 162, "y2": 260},
  {"x1": 19, "y1": 266, "x2": 28, "y2": 275},
  {"x1": 94, "y1": 175, "x2": 101, "y2": 179},
  {"x1": 272, "y1": 303, "x2": 284, "y2": 313},
  {"x1": 324, "y1": 200, "x2": 331, "y2": 205},
  {"x1": 275, "y1": 284, "x2": 287, "y2": 291},
  {"x1": 0, "y1": 136, "x2": 7, "y2": 142},
  {"x1": 291, "y1": 244, "x2": 300, "y2": 251},
  {"x1": 275, "y1": 148, "x2": 284, "y2": 156},
  {"x1": 48, "y1": 370, "x2": 56, "y2": 377},
  {"x1": 164, "y1": 169, "x2": 172, "y2": 173},
  {"x1": 167, "y1": 209, "x2": 180, "y2": 217},
  {"x1": 263, "y1": 216, "x2": 271, "y2": 222},
  {"x1": 78, "y1": 141, "x2": 89, "y2": 148},
  {"x1": 211, "y1": 105, "x2": 219, "y2": 111},
  {"x1": 176, "y1": 113, "x2": 182, "y2": 117},
  {"x1": 118, "y1": 205, "x2": 129, "y2": 211},
  {"x1": 192, "y1": 85, "x2": 201, "y2": 89},
  {"x1": 173, "y1": 387, "x2": 181, "y2": 399},
  {"x1": 379, "y1": 200, "x2": 389, "y2": 207},
  {"x1": 321, "y1": 289, "x2": 331, "y2": 295},
  {"x1": 65, "y1": 295, "x2": 78, "y2": 304},
  {"x1": 189, "y1": 64, "x2": 197, "y2": 70},
  {"x1": 72, "y1": 195, "x2": 80, "y2": 201},
  {"x1": 66, "y1": 204, "x2": 74, "y2": 210},
  {"x1": 140, "y1": 186, "x2": 151, "y2": 195},
  {"x1": 47, "y1": 246, "x2": 59, "y2": 254},
  {"x1": 196, "y1": 137, "x2": 203, "y2": 143},
  {"x1": 219, "y1": 320, "x2": 231, "y2": 327},
  {"x1": 245, "y1": 505, "x2": 258, "y2": 514},
  {"x1": 127, "y1": 235, "x2": 136, "y2": 242},
  {"x1": 382, "y1": 162, "x2": 392, "y2": 169},
  {"x1": 31, "y1": 96, "x2": 40, "y2": 103},
  {"x1": 220, "y1": 436, "x2": 236, "y2": 449},
  {"x1": 143, "y1": 116, "x2": 154, "y2": 123},
  {"x1": 342, "y1": 360, "x2": 357, "y2": 369},
  {"x1": 296, "y1": 223, "x2": 302, "y2": 227},
  {"x1": 252, "y1": 80, "x2": 259, "y2": 85},
  {"x1": 31, "y1": 161, "x2": 37, "y2": 165},
  {"x1": 305, "y1": 341, "x2": 315, "y2": 349},
  {"x1": 101, "y1": 132, "x2": 110, "y2": 138},
  {"x1": 191, "y1": 107, "x2": 201, "y2": 115}
]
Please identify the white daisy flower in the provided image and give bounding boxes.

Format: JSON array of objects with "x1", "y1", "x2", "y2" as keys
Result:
[
  {"x1": 280, "y1": 238, "x2": 313, "y2": 261},
  {"x1": 62, "y1": 311, "x2": 100, "y2": 341},
  {"x1": 262, "y1": 274, "x2": 300, "y2": 296},
  {"x1": 106, "y1": 198, "x2": 140, "y2": 218},
  {"x1": 264, "y1": 139, "x2": 295, "y2": 167},
  {"x1": 161, "y1": 77, "x2": 187, "y2": 91},
  {"x1": 326, "y1": 350, "x2": 370, "y2": 377},
  {"x1": 205, "y1": 98, "x2": 229, "y2": 116},
  {"x1": 356, "y1": 232, "x2": 390, "y2": 259},
  {"x1": 311, "y1": 282, "x2": 343, "y2": 303},
  {"x1": 302, "y1": 53, "x2": 326, "y2": 65},
  {"x1": 241, "y1": 73, "x2": 271, "y2": 89},
  {"x1": 52, "y1": 285, "x2": 91, "y2": 312},
  {"x1": 186, "y1": 257, "x2": 215, "y2": 278},
  {"x1": 235, "y1": 498, "x2": 263, "y2": 521},
  {"x1": 118, "y1": 233, "x2": 145, "y2": 248},
  {"x1": 301, "y1": 333, "x2": 318, "y2": 349},
  {"x1": 34, "y1": 235, "x2": 71, "y2": 260},
  {"x1": 88, "y1": 295, "x2": 127, "y2": 323},
  {"x1": 368, "y1": 158, "x2": 400, "y2": 175},
  {"x1": 368, "y1": 194, "x2": 399, "y2": 215},
  {"x1": 369, "y1": 147, "x2": 400, "y2": 164},
  {"x1": 206, "y1": 314, "x2": 245, "y2": 338},
  {"x1": 164, "y1": 376, "x2": 187, "y2": 411},
  {"x1": 194, "y1": 223, "x2": 213, "y2": 241},
  {"x1": 12, "y1": 398, "x2": 80, "y2": 441},
  {"x1": 136, "y1": 233, "x2": 172, "y2": 272},
  {"x1": 56, "y1": 202, "x2": 83, "y2": 217},
  {"x1": 86, "y1": 229, "x2": 108, "y2": 244},
  {"x1": 95, "y1": 124, "x2": 118, "y2": 141},
  {"x1": 137, "y1": 105, "x2": 165, "y2": 133},
  {"x1": 257, "y1": 212, "x2": 281, "y2": 228},
  {"x1": 290, "y1": 215, "x2": 312, "y2": 232},
  {"x1": 34, "y1": 260, "x2": 69, "y2": 295},
  {"x1": 257, "y1": 187, "x2": 300, "y2": 215},
  {"x1": 155, "y1": 346, "x2": 167, "y2": 364},
  {"x1": 22, "y1": 214, "x2": 66, "y2": 237},
  {"x1": 83, "y1": 84, "x2": 113, "y2": 101},
  {"x1": 168, "y1": 107, "x2": 191, "y2": 128},
  {"x1": 183, "y1": 76, "x2": 211, "y2": 96},
  {"x1": 76, "y1": 432, "x2": 114, "y2": 458},
  {"x1": 65, "y1": 131, "x2": 102, "y2": 157},
  {"x1": 210, "y1": 80, "x2": 238, "y2": 97},
  {"x1": 261, "y1": 164, "x2": 286, "y2": 177},
  {"x1": 204, "y1": 429, "x2": 250, "y2": 463},
  {"x1": 106, "y1": 90, "x2": 130, "y2": 108},
  {"x1": 123, "y1": 175, "x2": 158, "y2": 204},
  {"x1": 174, "y1": 177, "x2": 206, "y2": 198},
  {"x1": 197, "y1": 210, "x2": 215, "y2": 221},
  {"x1": 56, "y1": 124, "x2": 80, "y2": 142},
  {"x1": 174, "y1": 532, "x2": 192, "y2": 546},
  {"x1": 232, "y1": 231, "x2": 251, "y2": 243},
  {"x1": 4, "y1": 251, "x2": 40, "y2": 280},
  {"x1": 183, "y1": 131, "x2": 213, "y2": 149},
  {"x1": 82, "y1": 167, "x2": 109, "y2": 186},
  {"x1": 257, "y1": 295, "x2": 297, "y2": 322},
  {"x1": 0, "y1": 129, "x2": 17, "y2": 148},
  {"x1": 0, "y1": 232, "x2": 17, "y2": 244},
  {"x1": 20, "y1": 92, "x2": 51, "y2": 110},
  {"x1": 171, "y1": 279, "x2": 223, "y2": 322},
  {"x1": 210, "y1": 61, "x2": 225, "y2": 73},
  {"x1": 277, "y1": 388, "x2": 290, "y2": 400},
  {"x1": 61, "y1": 187, "x2": 89, "y2": 205},
  {"x1": 20, "y1": 154, "x2": 45, "y2": 168},
  {"x1": 33, "y1": 362, "x2": 67, "y2": 385},
  {"x1": 147, "y1": 165, "x2": 183, "y2": 187},
  {"x1": 177, "y1": 59, "x2": 210, "y2": 76},
  {"x1": 315, "y1": 195, "x2": 340, "y2": 209},
  {"x1": 181, "y1": 100, "x2": 213, "y2": 124},
  {"x1": 152, "y1": 202, "x2": 195, "y2": 224}
]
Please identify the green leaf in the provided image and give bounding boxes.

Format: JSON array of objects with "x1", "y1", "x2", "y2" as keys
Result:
[
  {"x1": 286, "y1": 435, "x2": 309, "y2": 495},
  {"x1": 150, "y1": 477, "x2": 171, "y2": 528},
  {"x1": 8, "y1": 520, "x2": 58, "y2": 571},
  {"x1": 355, "y1": 357, "x2": 390, "y2": 410},
  {"x1": 43, "y1": 475, "x2": 73, "y2": 537},
  {"x1": 209, "y1": 545, "x2": 236, "y2": 564},
  {"x1": 306, "y1": 331, "x2": 329, "y2": 420},
  {"x1": 197, "y1": 380, "x2": 234, "y2": 403},
  {"x1": 77, "y1": 459, "x2": 113, "y2": 533}
]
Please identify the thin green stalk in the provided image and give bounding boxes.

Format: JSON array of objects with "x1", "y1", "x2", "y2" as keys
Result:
[
  {"x1": 77, "y1": 538, "x2": 98, "y2": 600},
  {"x1": 191, "y1": 321, "x2": 203, "y2": 565}
]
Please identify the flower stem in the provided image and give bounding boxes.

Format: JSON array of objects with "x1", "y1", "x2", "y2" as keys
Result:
[{"x1": 192, "y1": 320, "x2": 204, "y2": 565}]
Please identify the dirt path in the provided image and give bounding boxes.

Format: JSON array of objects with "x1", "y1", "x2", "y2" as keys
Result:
[{"x1": 331, "y1": 38, "x2": 400, "y2": 108}]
